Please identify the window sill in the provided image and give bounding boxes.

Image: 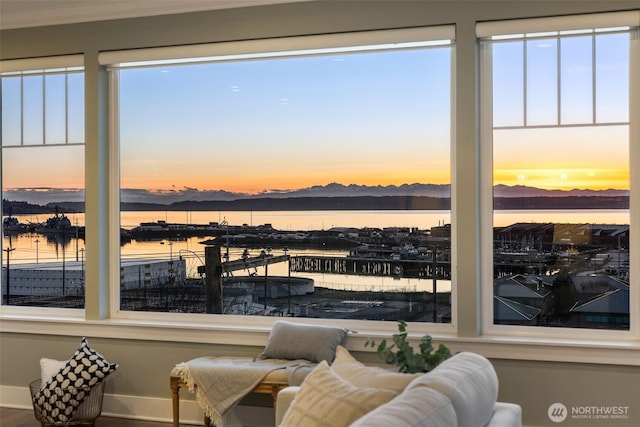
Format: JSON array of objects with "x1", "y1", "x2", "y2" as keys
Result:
[
  {"x1": 438, "y1": 335, "x2": 640, "y2": 366},
  {"x1": 1, "y1": 313, "x2": 638, "y2": 366}
]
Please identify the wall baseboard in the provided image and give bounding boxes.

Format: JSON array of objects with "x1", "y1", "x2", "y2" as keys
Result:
[{"x1": 0, "y1": 385, "x2": 275, "y2": 427}]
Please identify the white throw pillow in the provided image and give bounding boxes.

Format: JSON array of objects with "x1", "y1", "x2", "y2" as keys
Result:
[
  {"x1": 407, "y1": 352, "x2": 498, "y2": 427},
  {"x1": 350, "y1": 386, "x2": 457, "y2": 427},
  {"x1": 39, "y1": 358, "x2": 67, "y2": 386},
  {"x1": 280, "y1": 361, "x2": 397, "y2": 427},
  {"x1": 332, "y1": 346, "x2": 420, "y2": 393}
]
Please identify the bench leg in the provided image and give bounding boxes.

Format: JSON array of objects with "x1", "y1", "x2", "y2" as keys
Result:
[{"x1": 171, "y1": 378, "x2": 180, "y2": 427}]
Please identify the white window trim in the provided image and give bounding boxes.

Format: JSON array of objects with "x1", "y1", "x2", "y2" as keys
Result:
[
  {"x1": 486, "y1": 28, "x2": 633, "y2": 129},
  {"x1": 98, "y1": 26, "x2": 455, "y2": 69},
  {"x1": 1, "y1": 54, "x2": 85, "y2": 148},
  {"x1": 1, "y1": 314, "x2": 638, "y2": 366},
  {"x1": 476, "y1": 10, "x2": 640, "y2": 38},
  {"x1": 0, "y1": 54, "x2": 83, "y2": 73},
  {"x1": 104, "y1": 26, "x2": 458, "y2": 337},
  {"x1": 1, "y1": 55, "x2": 86, "y2": 312},
  {"x1": 478, "y1": 13, "x2": 640, "y2": 343},
  {"x1": 2, "y1": 20, "x2": 639, "y2": 367}
]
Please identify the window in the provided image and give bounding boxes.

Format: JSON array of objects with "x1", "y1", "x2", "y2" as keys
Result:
[
  {"x1": 103, "y1": 28, "x2": 455, "y2": 322},
  {"x1": 479, "y1": 14, "x2": 638, "y2": 332},
  {"x1": 1, "y1": 56, "x2": 85, "y2": 308},
  {"x1": 1, "y1": 9, "x2": 638, "y2": 368}
]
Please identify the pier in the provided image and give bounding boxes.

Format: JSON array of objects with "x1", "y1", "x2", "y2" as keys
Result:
[{"x1": 290, "y1": 255, "x2": 451, "y2": 280}]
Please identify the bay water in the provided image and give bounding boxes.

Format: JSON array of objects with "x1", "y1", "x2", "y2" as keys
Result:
[{"x1": 3, "y1": 209, "x2": 629, "y2": 294}]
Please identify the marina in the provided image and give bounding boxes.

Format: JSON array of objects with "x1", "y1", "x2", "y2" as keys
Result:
[
  {"x1": 2, "y1": 210, "x2": 630, "y2": 285},
  {"x1": 2, "y1": 209, "x2": 630, "y2": 326}
]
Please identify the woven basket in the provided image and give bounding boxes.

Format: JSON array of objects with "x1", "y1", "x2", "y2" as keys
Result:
[{"x1": 29, "y1": 378, "x2": 106, "y2": 427}]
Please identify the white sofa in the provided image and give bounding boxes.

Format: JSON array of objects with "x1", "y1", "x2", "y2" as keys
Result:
[{"x1": 275, "y1": 349, "x2": 522, "y2": 427}]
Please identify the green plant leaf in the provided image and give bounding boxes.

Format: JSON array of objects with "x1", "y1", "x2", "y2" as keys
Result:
[{"x1": 366, "y1": 321, "x2": 453, "y2": 373}]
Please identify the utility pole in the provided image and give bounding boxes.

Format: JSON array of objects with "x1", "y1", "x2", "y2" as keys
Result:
[
  {"x1": 263, "y1": 251, "x2": 269, "y2": 311},
  {"x1": 80, "y1": 248, "x2": 85, "y2": 285},
  {"x1": 204, "y1": 245, "x2": 223, "y2": 314},
  {"x1": 62, "y1": 237, "x2": 66, "y2": 296},
  {"x1": 75, "y1": 219, "x2": 79, "y2": 261},
  {"x1": 284, "y1": 247, "x2": 291, "y2": 315},
  {"x1": 4, "y1": 247, "x2": 16, "y2": 304},
  {"x1": 432, "y1": 242, "x2": 437, "y2": 323}
]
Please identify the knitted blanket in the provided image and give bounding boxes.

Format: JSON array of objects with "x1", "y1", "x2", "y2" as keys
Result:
[{"x1": 174, "y1": 357, "x2": 306, "y2": 427}]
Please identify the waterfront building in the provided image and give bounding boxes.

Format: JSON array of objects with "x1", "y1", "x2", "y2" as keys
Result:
[{"x1": 1, "y1": 259, "x2": 186, "y2": 302}]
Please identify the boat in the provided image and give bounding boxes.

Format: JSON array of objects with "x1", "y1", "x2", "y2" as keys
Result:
[
  {"x1": 35, "y1": 212, "x2": 79, "y2": 235},
  {"x1": 3, "y1": 216, "x2": 28, "y2": 233}
]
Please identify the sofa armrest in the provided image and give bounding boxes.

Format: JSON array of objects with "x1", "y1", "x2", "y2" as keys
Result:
[
  {"x1": 486, "y1": 402, "x2": 522, "y2": 427},
  {"x1": 275, "y1": 386, "x2": 300, "y2": 426}
]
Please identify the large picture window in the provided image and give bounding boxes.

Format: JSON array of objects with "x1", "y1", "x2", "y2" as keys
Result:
[
  {"x1": 479, "y1": 19, "x2": 637, "y2": 331},
  {"x1": 1, "y1": 8, "x2": 638, "y2": 368},
  {"x1": 105, "y1": 29, "x2": 455, "y2": 322},
  {"x1": 1, "y1": 56, "x2": 85, "y2": 308}
]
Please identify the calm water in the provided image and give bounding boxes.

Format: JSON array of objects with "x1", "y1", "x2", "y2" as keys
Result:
[
  {"x1": 3, "y1": 209, "x2": 629, "y2": 294},
  {"x1": 119, "y1": 210, "x2": 452, "y2": 230},
  {"x1": 124, "y1": 209, "x2": 628, "y2": 230}
]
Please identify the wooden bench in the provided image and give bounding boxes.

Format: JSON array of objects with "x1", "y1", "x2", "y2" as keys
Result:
[{"x1": 170, "y1": 371, "x2": 290, "y2": 427}]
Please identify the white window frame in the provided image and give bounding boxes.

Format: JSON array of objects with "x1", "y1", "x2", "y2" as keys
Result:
[
  {"x1": 1, "y1": 18, "x2": 638, "y2": 366},
  {"x1": 100, "y1": 27, "x2": 458, "y2": 335},
  {"x1": 0, "y1": 55, "x2": 85, "y2": 147},
  {"x1": 478, "y1": 11, "x2": 640, "y2": 342},
  {"x1": 1, "y1": 54, "x2": 86, "y2": 317}
]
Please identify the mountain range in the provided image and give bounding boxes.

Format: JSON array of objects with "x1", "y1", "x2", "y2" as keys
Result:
[{"x1": 2, "y1": 183, "x2": 629, "y2": 206}]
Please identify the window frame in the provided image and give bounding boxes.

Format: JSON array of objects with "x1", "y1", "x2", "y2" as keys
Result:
[
  {"x1": 1, "y1": 54, "x2": 86, "y2": 313},
  {"x1": 103, "y1": 27, "x2": 459, "y2": 335},
  {"x1": 1, "y1": 16, "x2": 638, "y2": 367},
  {"x1": 0, "y1": 55, "x2": 85, "y2": 147},
  {"x1": 478, "y1": 12, "x2": 640, "y2": 342}
]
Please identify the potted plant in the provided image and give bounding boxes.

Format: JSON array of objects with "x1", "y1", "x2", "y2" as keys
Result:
[{"x1": 365, "y1": 320, "x2": 453, "y2": 373}]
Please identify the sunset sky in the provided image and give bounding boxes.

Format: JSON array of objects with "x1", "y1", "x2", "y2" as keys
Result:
[
  {"x1": 116, "y1": 47, "x2": 452, "y2": 194},
  {"x1": 493, "y1": 125, "x2": 629, "y2": 191},
  {"x1": 1, "y1": 31, "x2": 631, "y2": 195}
]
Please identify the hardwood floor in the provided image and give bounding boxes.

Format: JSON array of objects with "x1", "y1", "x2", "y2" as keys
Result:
[{"x1": 0, "y1": 407, "x2": 175, "y2": 426}]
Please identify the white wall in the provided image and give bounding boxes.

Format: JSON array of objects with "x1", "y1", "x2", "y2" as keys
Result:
[{"x1": 2, "y1": 2, "x2": 639, "y2": 426}]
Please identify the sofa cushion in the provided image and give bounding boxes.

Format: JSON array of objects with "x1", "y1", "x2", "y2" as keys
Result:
[
  {"x1": 350, "y1": 385, "x2": 457, "y2": 427},
  {"x1": 257, "y1": 321, "x2": 349, "y2": 363},
  {"x1": 490, "y1": 402, "x2": 523, "y2": 426},
  {"x1": 407, "y1": 352, "x2": 498, "y2": 427},
  {"x1": 280, "y1": 361, "x2": 397, "y2": 427},
  {"x1": 275, "y1": 386, "x2": 300, "y2": 426},
  {"x1": 332, "y1": 346, "x2": 420, "y2": 393}
]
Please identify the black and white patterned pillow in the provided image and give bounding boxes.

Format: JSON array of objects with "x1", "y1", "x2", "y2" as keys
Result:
[{"x1": 33, "y1": 337, "x2": 118, "y2": 423}]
